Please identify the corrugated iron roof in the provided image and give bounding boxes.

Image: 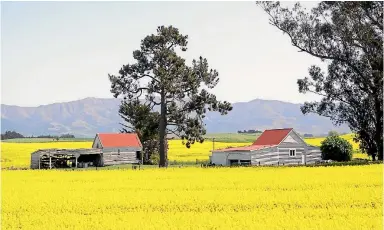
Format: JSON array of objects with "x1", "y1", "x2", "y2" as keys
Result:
[
  {"x1": 212, "y1": 128, "x2": 294, "y2": 153},
  {"x1": 252, "y1": 128, "x2": 293, "y2": 145},
  {"x1": 97, "y1": 133, "x2": 142, "y2": 148}
]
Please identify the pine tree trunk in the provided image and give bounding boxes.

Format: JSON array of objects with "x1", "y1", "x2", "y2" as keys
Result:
[
  {"x1": 375, "y1": 97, "x2": 383, "y2": 161},
  {"x1": 159, "y1": 89, "x2": 168, "y2": 167}
]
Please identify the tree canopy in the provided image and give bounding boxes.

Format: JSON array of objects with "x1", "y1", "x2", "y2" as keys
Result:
[
  {"x1": 118, "y1": 100, "x2": 162, "y2": 164},
  {"x1": 320, "y1": 134, "x2": 353, "y2": 162},
  {"x1": 109, "y1": 25, "x2": 232, "y2": 167},
  {"x1": 257, "y1": 1, "x2": 383, "y2": 160}
]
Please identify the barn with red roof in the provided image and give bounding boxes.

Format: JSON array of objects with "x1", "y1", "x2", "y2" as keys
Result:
[
  {"x1": 30, "y1": 132, "x2": 143, "y2": 169},
  {"x1": 92, "y1": 133, "x2": 143, "y2": 166},
  {"x1": 210, "y1": 128, "x2": 322, "y2": 166}
]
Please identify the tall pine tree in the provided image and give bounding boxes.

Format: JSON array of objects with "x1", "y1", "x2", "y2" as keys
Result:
[{"x1": 109, "y1": 26, "x2": 232, "y2": 167}]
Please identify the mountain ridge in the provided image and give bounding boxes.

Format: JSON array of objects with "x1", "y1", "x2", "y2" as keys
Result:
[{"x1": 1, "y1": 97, "x2": 350, "y2": 137}]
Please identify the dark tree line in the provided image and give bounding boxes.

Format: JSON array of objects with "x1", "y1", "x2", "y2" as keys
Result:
[
  {"x1": 0, "y1": 131, "x2": 24, "y2": 140},
  {"x1": 257, "y1": 1, "x2": 383, "y2": 160},
  {"x1": 0, "y1": 131, "x2": 75, "y2": 140},
  {"x1": 237, "y1": 130, "x2": 263, "y2": 134}
]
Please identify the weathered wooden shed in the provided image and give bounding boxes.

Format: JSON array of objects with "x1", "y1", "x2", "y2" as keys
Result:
[
  {"x1": 30, "y1": 148, "x2": 103, "y2": 169},
  {"x1": 92, "y1": 133, "x2": 143, "y2": 166},
  {"x1": 210, "y1": 128, "x2": 322, "y2": 166},
  {"x1": 30, "y1": 133, "x2": 143, "y2": 169}
]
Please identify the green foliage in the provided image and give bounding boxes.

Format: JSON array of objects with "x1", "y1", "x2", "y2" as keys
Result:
[
  {"x1": 118, "y1": 100, "x2": 163, "y2": 164},
  {"x1": 108, "y1": 25, "x2": 232, "y2": 167},
  {"x1": 320, "y1": 135, "x2": 353, "y2": 161},
  {"x1": 149, "y1": 151, "x2": 160, "y2": 165},
  {"x1": 257, "y1": 2, "x2": 383, "y2": 161}
]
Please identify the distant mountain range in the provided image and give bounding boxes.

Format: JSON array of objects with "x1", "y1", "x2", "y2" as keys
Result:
[{"x1": 1, "y1": 97, "x2": 350, "y2": 137}]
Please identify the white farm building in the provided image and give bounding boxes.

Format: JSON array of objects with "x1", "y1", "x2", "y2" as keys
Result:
[{"x1": 210, "y1": 128, "x2": 322, "y2": 166}]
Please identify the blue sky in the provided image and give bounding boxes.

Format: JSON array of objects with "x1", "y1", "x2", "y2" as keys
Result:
[{"x1": 1, "y1": 1, "x2": 324, "y2": 106}]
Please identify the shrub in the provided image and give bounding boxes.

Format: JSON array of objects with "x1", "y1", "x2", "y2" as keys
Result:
[
  {"x1": 150, "y1": 152, "x2": 160, "y2": 165},
  {"x1": 320, "y1": 135, "x2": 353, "y2": 161}
]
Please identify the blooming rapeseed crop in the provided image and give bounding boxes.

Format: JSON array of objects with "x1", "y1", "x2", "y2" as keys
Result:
[
  {"x1": 1, "y1": 142, "x2": 92, "y2": 169},
  {"x1": 2, "y1": 165, "x2": 382, "y2": 230},
  {"x1": 0, "y1": 134, "x2": 369, "y2": 169},
  {"x1": 1, "y1": 141, "x2": 248, "y2": 168}
]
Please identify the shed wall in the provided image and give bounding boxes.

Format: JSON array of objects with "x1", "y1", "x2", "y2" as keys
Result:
[
  {"x1": 211, "y1": 152, "x2": 229, "y2": 165},
  {"x1": 305, "y1": 146, "x2": 322, "y2": 164},
  {"x1": 251, "y1": 147, "x2": 279, "y2": 165},
  {"x1": 92, "y1": 136, "x2": 102, "y2": 148},
  {"x1": 102, "y1": 147, "x2": 141, "y2": 166},
  {"x1": 276, "y1": 147, "x2": 305, "y2": 165},
  {"x1": 30, "y1": 152, "x2": 41, "y2": 169}
]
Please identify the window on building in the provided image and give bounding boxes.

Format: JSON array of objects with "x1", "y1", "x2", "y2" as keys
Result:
[
  {"x1": 289, "y1": 149, "x2": 296, "y2": 157},
  {"x1": 118, "y1": 149, "x2": 120, "y2": 155}
]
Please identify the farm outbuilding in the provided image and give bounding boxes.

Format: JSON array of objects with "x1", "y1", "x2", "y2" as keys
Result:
[
  {"x1": 30, "y1": 133, "x2": 143, "y2": 169},
  {"x1": 92, "y1": 133, "x2": 143, "y2": 166},
  {"x1": 210, "y1": 128, "x2": 322, "y2": 166}
]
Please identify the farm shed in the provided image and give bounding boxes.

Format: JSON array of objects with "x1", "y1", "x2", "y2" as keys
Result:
[
  {"x1": 210, "y1": 128, "x2": 322, "y2": 166},
  {"x1": 30, "y1": 148, "x2": 103, "y2": 169},
  {"x1": 30, "y1": 133, "x2": 143, "y2": 169},
  {"x1": 92, "y1": 133, "x2": 143, "y2": 166}
]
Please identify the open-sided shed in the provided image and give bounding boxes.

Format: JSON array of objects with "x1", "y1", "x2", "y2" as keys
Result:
[
  {"x1": 30, "y1": 133, "x2": 143, "y2": 169},
  {"x1": 30, "y1": 148, "x2": 103, "y2": 169}
]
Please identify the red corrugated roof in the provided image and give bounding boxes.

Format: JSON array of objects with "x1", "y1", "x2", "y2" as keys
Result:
[
  {"x1": 212, "y1": 128, "x2": 293, "y2": 153},
  {"x1": 97, "y1": 133, "x2": 142, "y2": 148},
  {"x1": 213, "y1": 144, "x2": 276, "y2": 152},
  {"x1": 252, "y1": 128, "x2": 293, "y2": 145}
]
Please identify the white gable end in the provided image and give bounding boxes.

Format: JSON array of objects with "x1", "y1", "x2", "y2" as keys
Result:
[
  {"x1": 92, "y1": 135, "x2": 103, "y2": 149},
  {"x1": 279, "y1": 130, "x2": 307, "y2": 146},
  {"x1": 282, "y1": 135, "x2": 298, "y2": 144}
]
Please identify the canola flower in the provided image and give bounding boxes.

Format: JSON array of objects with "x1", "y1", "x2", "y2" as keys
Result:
[
  {"x1": 0, "y1": 141, "x2": 248, "y2": 168},
  {"x1": 1, "y1": 142, "x2": 91, "y2": 169},
  {"x1": 1, "y1": 165, "x2": 382, "y2": 230},
  {"x1": 0, "y1": 134, "x2": 369, "y2": 169}
]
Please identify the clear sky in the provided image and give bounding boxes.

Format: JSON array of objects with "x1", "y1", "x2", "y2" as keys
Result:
[{"x1": 1, "y1": 1, "x2": 325, "y2": 107}]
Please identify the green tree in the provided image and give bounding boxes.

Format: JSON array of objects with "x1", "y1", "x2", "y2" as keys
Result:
[
  {"x1": 118, "y1": 100, "x2": 167, "y2": 164},
  {"x1": 320, "y1": 134, "x2": 353, "y2": 161},
  {"x1": 109, "y1": 25, "x2": 232, "y2": 167},
  {"x1": 257, "y1": 1, "x2": 383, "y2": 160}
]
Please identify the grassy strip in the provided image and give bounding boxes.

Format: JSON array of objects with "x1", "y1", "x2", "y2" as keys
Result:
[{"x1": 1, "y1": 138, "x2": 93, "y2": 143}]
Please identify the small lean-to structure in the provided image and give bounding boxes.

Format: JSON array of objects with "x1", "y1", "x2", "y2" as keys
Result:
[
  {"x1": 210, "y1": 128, "x2": 322, "y2": 166},
  {"x1": 30, "y1": 133, "x2": 142, "y2": 169}
]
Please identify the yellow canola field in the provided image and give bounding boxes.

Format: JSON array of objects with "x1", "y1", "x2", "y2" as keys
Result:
[
  {"x1": 167, "y1": 140, "x2": 248, "y2": 162},
  {"x1": 1, "y1": 142, "x2": 91, "y2": 169},
  {"x1": 2, "y1": 165, "x2": 383, "y2": 230},
  {"x1": 0, "y1": 134, "x2": 369, "y2": 169},
  {"x1": 1, "y1": 141, "x2": 248, "y2": 168}
]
